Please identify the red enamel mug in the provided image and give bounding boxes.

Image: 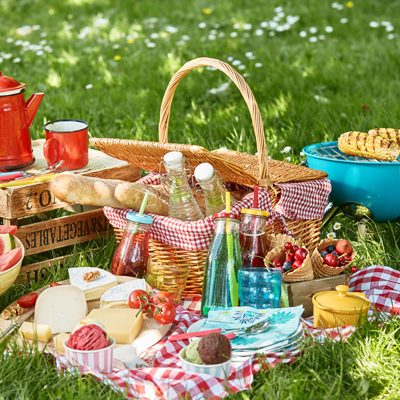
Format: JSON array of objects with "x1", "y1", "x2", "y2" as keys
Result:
[{"x1": 43, "y1": 120, "x2": 89, "y2": 170}]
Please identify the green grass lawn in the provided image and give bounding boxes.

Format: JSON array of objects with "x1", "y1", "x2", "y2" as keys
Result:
[{"x1": 1, "y1": 0, "x2": 400, "y2": 399}]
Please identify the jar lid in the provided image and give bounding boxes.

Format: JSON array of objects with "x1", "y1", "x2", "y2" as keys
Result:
[
  {"x1": 213, "y1": 211, "x2": 240, "y2": 221},
  {"x1": 163, "y1": 151, "x2": 183, "y2": 166},
  {"x1": 241, "y1": 208, "x2": 269, "y2": 217},
  {"x1": 194, "y1": 163, "x2": 214, "y2": 182},
  {"x1": 0, "y1": 72, "x2": 25, "y2": 93},
  {"x1": 126, "y1": 211, "x2": 153, "y2": 225},
  {"x1": 312, "y1": 285, "x2": 370, "y2": 315}
]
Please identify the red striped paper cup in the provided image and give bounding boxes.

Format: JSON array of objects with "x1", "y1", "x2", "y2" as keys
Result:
[{"x1": 64, "y1": 338, "x2": 115, "y2": 373}]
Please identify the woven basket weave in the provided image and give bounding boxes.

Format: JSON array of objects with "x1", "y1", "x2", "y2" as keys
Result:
[{"x1": 91, "y1": 57, "x2": 326, "y2": 295}]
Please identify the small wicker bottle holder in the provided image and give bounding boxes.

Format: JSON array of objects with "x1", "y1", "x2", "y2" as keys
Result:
[
  {"x1": 311, "y1": 238, "x2": 355, "y2": 278},
  {"x1": 91, "y1": 57, "x2": 327, "y2": 295},
  {"x1": 264, "y1": 235, "x2": 314, "y2": 283}
]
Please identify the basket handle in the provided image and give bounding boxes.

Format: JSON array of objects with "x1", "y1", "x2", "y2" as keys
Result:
[{"x1": 158, "y1": 57, "x2": 270, "y2": 186}]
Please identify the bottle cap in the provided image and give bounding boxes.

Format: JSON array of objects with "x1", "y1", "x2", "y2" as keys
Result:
[
  {"x1": 213, "y1": 211, "x2": 240, "y2": 221},
  {"x1": 241, "y1": 208, "x2": 269, "y2": 217},
  {"x1": 126, "y1": 211, "x2": 154, "y2": 225},
  {"x1": 163, "y1": 151, "x2": 183, "y2": 166},
  {"x1": 194, "y1": 163, "x2": 214, "y2": 182}
]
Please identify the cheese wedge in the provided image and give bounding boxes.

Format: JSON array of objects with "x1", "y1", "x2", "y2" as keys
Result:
[
  {"x1": 35, "y1": 286, "x2": 87, "y2": 334},
  {"x1": 87, "y1": 308, "x2": 143, "y2": 344},
  {"x1": 19, "y1": 322, "x2": 52, "y2": 343},
  {"x1": 54, "y1": 333, "x2": 70, "y2": 355},
  {"x1": 100, "y1": 279, "x2": 147, "y2": 309},
  {"x1": 68, "y1": 267, "x2": 117, "y2": 301}
]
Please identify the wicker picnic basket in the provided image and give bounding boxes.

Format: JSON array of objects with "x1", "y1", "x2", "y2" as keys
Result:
[{"x1": 91, "y1": 57, "x2": 327, "y2": 295}]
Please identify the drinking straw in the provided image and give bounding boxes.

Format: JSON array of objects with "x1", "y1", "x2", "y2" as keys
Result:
[
  {"x1": 253, "y1": 185, "x2": 259, "y2": 208},
  {"x1": 132, "y1": 191, "x2": 150, "y2": 234},
  {"x1": 226, "y1": 192, "x2": 239, "y2": 306}
]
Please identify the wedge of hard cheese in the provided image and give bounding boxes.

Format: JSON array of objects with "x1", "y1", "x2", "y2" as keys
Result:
[
  {"x1": 19, "y1": 322, "x2": 52, "y2": 343},
  {"x1": 87, "y1": 308, "x2": 143, "y2": 344},
  {"x1": 100, "y1": 279, "x2": 147, "y2": 309},
  {"x1": 54, "y1": 333, "x2": 70, "y2": 355},
  {"x1": 69, "y1": 267, "x2": 117, "y2": 301},
  {"x1": 35, "y1": 286, "x2": 87, "y2": 334}
]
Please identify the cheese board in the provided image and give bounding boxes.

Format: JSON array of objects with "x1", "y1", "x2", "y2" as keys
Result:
[{"x1": 0, "y1": 271, "x2": 172, "y2": 368}]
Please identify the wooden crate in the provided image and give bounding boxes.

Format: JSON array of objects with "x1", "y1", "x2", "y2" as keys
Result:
[
  {"x1": 286, "y1": 274, "x2": 349, "y2": 317},
  {"x1": 0, "y1": 140, "x2": 140, "y2": 282}
]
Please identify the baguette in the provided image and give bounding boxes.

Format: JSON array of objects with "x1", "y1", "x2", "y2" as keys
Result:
[
  {"x1": 51, "y1": 173, "x2": 125, "y2": 207},
  {"x1": 114, "y1": 182, "x2": 168, "y2": 215}
]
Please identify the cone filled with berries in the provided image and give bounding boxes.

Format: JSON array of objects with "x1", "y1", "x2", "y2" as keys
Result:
[
  {"x1": 311, "y1": 238, "x2": 356, "y2": 278},
  {"x1": 264, "y1": 238, "x2": 314, "y2": 283}
]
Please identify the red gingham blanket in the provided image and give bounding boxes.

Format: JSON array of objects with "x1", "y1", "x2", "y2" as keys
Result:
[
  {"x1": 57, "y1": 266, "x2": 400, "y2": 399},
  {"x1": 104, "y1": 175, "x2": 331, "y2": 251}
]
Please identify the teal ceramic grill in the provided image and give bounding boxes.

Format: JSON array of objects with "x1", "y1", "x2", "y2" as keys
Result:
[{"x1": 303, "y1": 141, "x2": 400, "y2": 222}]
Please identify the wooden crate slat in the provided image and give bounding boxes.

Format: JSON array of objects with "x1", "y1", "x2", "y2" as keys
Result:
[
  {"x1": 287, "y1": 274, "x2": 349, "y2": 317},
  {"x1": 15, "y1": 208, "x2": 113, "y2": 256}
]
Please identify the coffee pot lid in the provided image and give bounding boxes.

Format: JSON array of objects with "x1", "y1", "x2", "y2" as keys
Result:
[{"x1": 0, "y1": 72, "x2": 25, "y2": 93}]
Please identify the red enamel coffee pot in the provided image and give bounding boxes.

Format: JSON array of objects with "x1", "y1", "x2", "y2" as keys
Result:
[{"x1": 0, "y1": 72, "x2": 44, "y2": 170}]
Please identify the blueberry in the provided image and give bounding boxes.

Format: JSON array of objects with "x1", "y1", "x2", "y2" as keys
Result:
[
  {"x1": 327, "y1": 245, "x2": 335, "y2": 253},
  {"x1": 320, "y1": 251, "x2": 328, "y2": 257},
  {"x1": 283, "y1": 261, "x2": 292, "y2": 272}
]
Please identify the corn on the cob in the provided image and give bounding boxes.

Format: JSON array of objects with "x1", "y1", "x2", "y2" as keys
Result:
[
  {"x1": 338, "y1": 131, "x2": 400, "y2": 161},
  {"x1": 368, "y1": 128, "x2": 400, "y2": 146}
]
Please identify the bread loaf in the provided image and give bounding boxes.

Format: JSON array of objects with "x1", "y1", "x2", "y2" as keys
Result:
[
  {"x1": 114, "y1": 182, "x2": 168, "y2": 215},
  {"x1": 51, "y1": 174, "x2": 125, "y2": 207}
]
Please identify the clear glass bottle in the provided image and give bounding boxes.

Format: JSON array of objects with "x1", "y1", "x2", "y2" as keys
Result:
[
  {"x1": 194, "y1": 163, "x2": 229, "y2": 216},
  {"x1": 238, "y1": 208, "x2": 281, "y2": 308},
  {"x1": 111, "y1": 212, "x2": 153, "y2": 278},
  {"x1": 201, "y1": 213, "x2": 242, "y2": 316},
  {"x1": 163, "y1": 151, "x2": 203, "y2": 221}
]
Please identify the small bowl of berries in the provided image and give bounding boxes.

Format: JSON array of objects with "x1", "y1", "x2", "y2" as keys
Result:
[
  {"x1": 311, "y1": 238, "x2": 356, "y2": 278},
  {"x1": 264, "y1": 238, "x2": 314, "y2": 283}
]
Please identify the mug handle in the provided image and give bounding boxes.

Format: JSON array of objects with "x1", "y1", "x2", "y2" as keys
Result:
[{"x1": 43, "y1": 137, "x2": 62, "y2": 166}]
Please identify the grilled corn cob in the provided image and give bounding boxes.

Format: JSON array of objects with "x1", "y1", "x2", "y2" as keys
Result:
[
  {"x1": 338, "y1": 131, "x2": 400, "y2": 161},
  {"x1": 368, "y1": 128, "x2": 400, "y2": 146}
]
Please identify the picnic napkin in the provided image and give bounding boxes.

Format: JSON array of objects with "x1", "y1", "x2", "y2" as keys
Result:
[{"x1": 203, "y1": 306, "x2": 304, "y2": 348}]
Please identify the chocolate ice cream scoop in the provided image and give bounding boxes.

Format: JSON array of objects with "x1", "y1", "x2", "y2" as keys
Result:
[{"x1": 198, "y1": 333, "x2": 232, "y2": 364}]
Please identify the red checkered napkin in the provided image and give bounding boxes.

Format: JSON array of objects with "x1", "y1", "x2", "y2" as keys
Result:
[
  {"x1": 348, "y1": 265, "x2": 400, "y2": 314},
  {"x1": 104, "y1": 174, "x2": 330, "y2": 251}
]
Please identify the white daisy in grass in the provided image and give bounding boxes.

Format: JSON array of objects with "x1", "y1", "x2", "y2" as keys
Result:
[
  {"x1": 36, "y1": 50, "x2": 44, "y2": 56},
  {"x1": 13, "y1": 57, "x2": 21, "y2": 63},
  {"x1": 333, "y1": 222, "x2": 342, "y2": 231},
  {"x1": 299, "y1": 31, "x2": 307, "y2": 38},
  {"x1": 309, "y1": 27, "x2": 318, "y2": 34},
  {"x1": 208, "y1": 82, "x2": 230, "y2": 95},
  {"x1": 281, "y1": 146, "x2": 292, "y2": 154},
  {"x1": 245, "y1": 51, "x2": 255, "y2": 59},
  {"x1": 6, "y1": 38, "x2": 13, "y2": 43},
  {"x1": 274, "y1": 6, "x2": 283, "y2": 13},
  {"x1": 387, "y1": 33, "x2": 395, "y2": 40},
  {"x1": 181, "y1": 35, "x2": 190, "y2": 41},
  {"x1": 325, "y1": 26, "x2": 334, "y2": 33},
  {"x1": 326, "y1": 232, "x2": 336, "y2": 239},
  {"x1": 218, "y1": 32, "x2": 225, "y2": 38},
  {"x1": 233, "y1": 22, "x2": 241, "y2": 30},
  {"x1": 85, "y1": 83, "x2": 93, "y2": 90},
  {"x1": 284, "y1": 156, "x2": 291, "y2": 162},
  {"x1": 165, "y1": 26, "x2": 178, "y2": 33},
  {"x1": 269, "y1": 21, "x2": 278, "y2": 29},
  {"x1": 255, "y1": 29, "x2": 264, "y2": 36},
  {"x1": 32, "y1": 24, "x2": 41, "y2": 31},
  {"x1": 369, "y1": 21, "x2": 379, "y2": 28},
  {"x1": 318, "y1": 35, "x2": 326, "y2": 40},
  {"x1": 381, "y1": 21, "x2": 391, "y2": 27},
  {"x1": 385, "y1": 25, "x2": 394, "y2": 32},
  {"x1": 93, "y1": 17, "x2": 108, "y2": 28},
  {"x1": 146, "y1": 42, "x2": 156, "y2": 48},
  {"x1": 230, "y1": 31, "x2": 238, "y2": 37},
  {"x1": 208, "y1": 34, "x2": 216, "y2": 40},
  {"x1": 299, "y1": 151, "x2": 305, "y2": 157},
  {"x1": 287, "y1": 15, "x2": 300, "y2": 24},
  {"x1": 198, "y1": 22, "x2": 206, "y2": 29},
  {"x1": 309, "y1": 36, "x2": 318, "y2": 43},
  {"x1": 243, "y1": 23, "x2": 252, "y2": 30},
  {"x1": 227, "y1": 56, "x2": 234, "y2": 62},
  {"x1": 232, "y1": 59, "x2": 242, "y2": 66},
  {"x1": 255, "y1": 62, "x2": 263, "y2": 68},
  {"x1": 269, "y1": 31, "x2": 276, "y2": 36},
  {"x1": 40, "y1": 32, "x2": 47, "y2": 37},
  {"x1": 150, "y1": 33, "x2": 159, "y2": 39},
  {"x1": 260, "y1": 21, "x2": 269, "y2": 28},
  {"x1": 340, "y1": 18, "x2": 348, "y2": 24},
  {"x1": 16, "y1": 25, "x2": 33, "y2": 36},
  {"x1": 238, "y1": 64, "x2": 246, "y2": 70}
]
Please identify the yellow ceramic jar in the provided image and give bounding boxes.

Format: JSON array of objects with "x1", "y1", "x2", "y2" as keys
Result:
[{"x1": 312, "y1": 285, "x2": 370, "y2": 328}]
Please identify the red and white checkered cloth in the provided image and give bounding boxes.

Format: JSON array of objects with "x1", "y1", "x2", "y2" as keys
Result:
[
  {"x1": 104, "y1": 174, "x2": 331, "y2": 251},
  {"x1": 56, "y1": 265, "x2": 399, "y2": 399}
]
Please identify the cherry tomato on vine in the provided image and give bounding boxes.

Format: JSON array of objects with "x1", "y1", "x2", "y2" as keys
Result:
[
  {"x1": 153, "y1": 302, "x2": 176, "y2": 325},
  {"x1": 16, "y1": 292, "x2": 39, "y2": 308},
  {"x1": 128, "y1": 289, "x2": 151, "y2": 311},
  {"x1": 150, "y1": 291, "x2": 175, "y2": 306}
]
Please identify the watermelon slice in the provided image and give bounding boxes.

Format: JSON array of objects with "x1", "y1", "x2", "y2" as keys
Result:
[
  {"x1": 0, "y1": 225, "x2": 17, "y2": 235},
  {"x1": 0, "y1": 233, "x2": 15, "y2": 255},
  {"x1": 0, "y1": 247, "x2": 22, "y2": 272}
]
